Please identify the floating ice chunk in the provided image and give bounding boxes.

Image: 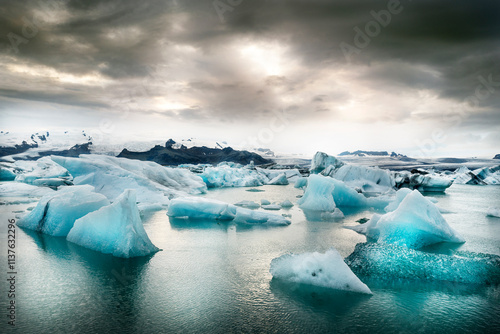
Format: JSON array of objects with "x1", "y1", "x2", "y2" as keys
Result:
[
  {"x1": 310, "y1": 152, "x2": 344, "y2": 174},
  {"x1": 234, "y1": 200, "x2": 260, "y2": 209},
  {"x1": 167, "y1": 197, "x2": 290, "y2": 226},
  {"x1": 280, "y1": 199, "x2": 294, "y2": 208},
  {"x1": 298, "y1": 175, "x2": 368, "y2": 212},
  {"x1": 201, "y1": 164, "x2": 267, "y2": 188},
  {"x1": 52, "y1": 155, "x2": 206, "y2": 210},
  {"x1": 17, "y1": 185, "x2": 110, "y2": 236},
  {"x1": 270, "y1": 248, "x2": 372, "y2": 294},
  {"x1": 0, "y1": 182, "x2": 54, "y2": 200},
  {"x1": 294, "y1": 177, "x2": 308, "y2": 189},
  {"x1": 262, "y1": 204, "x2": 281, "y2": 210},
  {"x1": 14, "y1": 156, "x2": 71, "y2": 185},
  {"x1": 167, "y1": 197, "x2": 237, "y2": 220},
  {"x1": 453, "y1": 165, "x2": 500, "y2": 185},
  {"x1": 233, "y1": 208, "x2": 290, "y2": 226},
  {"x1": 348, "y1": 190, "x2": 465, "y2": 249},
  {"x1": 267, "y1": 173, "x2": 289, "y2": 185},
  {"x1": 257, "y1": 168, "x2": 301, "y2": 183},
  {"x1": 67, "y1": 190, "x2": 160, "y2": 258},
  {"x1": 261, "y1": 199, "x2": 271, "y2": 205},
  {"x1": 321, "y1": 208, "x2": 344, "y2": 220},
  {"x1": 332, "y1": 165, "x2": 394, "y2": 193},
  {"x1": 486, "y1": 207, "x2": 500, "y2": 218},
  {"x1": 246, "y1": 188, "x2": 265, "y2": 192},
  {"x1": 345, "y1": 243, "x2": 500, "y2": 285},
  {"x1": 0, "y1": 166, "x2": 16, "y2": 181}
]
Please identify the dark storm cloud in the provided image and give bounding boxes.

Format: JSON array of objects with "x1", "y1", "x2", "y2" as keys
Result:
[{"x1": 0, "y1": 0, "x2": 499, "y2": 125}]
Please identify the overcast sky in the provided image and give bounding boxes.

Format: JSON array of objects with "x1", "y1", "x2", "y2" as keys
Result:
[{"x1": 1, "y1": 0, "x2": 499, "y2": 157}]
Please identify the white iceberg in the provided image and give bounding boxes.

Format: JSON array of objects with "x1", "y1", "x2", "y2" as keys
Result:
[
  {"x1": 17, "y1": 185, "x2": 110, "y2": 236},
  {"x1": 393, "y1": 171, "x2": 453, "y2": 192},
  {"x1": 261, "y1": 199, "x2": 271, "y2": 205},
  {"x1": 262, "y1": 204, "x2": 281, "y2": 210},
  {"x1": 270, "y1": 248, "x2": 372, "y2": 294},
  {"x1": 200, "y1": 164, "x2": 267, "y2": 188},
  {"x1": 294, "y1": 177, "x2": 308, "y2": 189},
  {"x1": 348, "y1": 190, "x2": 465, "y2": 249},
  {"x1": 13, "y1": 156, "x2": 71, "y2": 185},
  {"x1": 67, "y1": 190, "x2": 160, "y2": 258},
  {"x1": 384, "y1": 188, "x2": 413, "y2": 212},
  {"x1": 168, "y1": 197, "x2": 237, "y2": 220},
  {"x1": 453, "y1": 165, "x2": 500, "y2": 185},
  {"x1": 280, "y1": 199, "x2": 294, "y2": 208},
  {"x1": 0, "y1": 182, "x2": 54, "y2": 200},
  {"x1": 52, "y1": 155, "x2": 207, "y2": 210},
  {"x1": 310, "y1": 152, "x2": 344, "y2": 174},
  {"x1": 233, "y1": 208, "x2": 291, "y2": 226},
  {"x1": 234, "y1": 200, "x2": 260, "y2": 209},
  {"x1": 331, "y1": 164, "x2": 394, "y2": 194}
]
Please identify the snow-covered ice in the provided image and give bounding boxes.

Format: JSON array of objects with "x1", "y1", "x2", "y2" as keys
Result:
[
  {"x1": 67, "y1": 190, "x2": 160, "y2": 258},
  {"x1": 331, "y1": 164, "x2": 395, "y2": 194},
  {"x1": 267, "y1": 173, "x2": 289, "y2": 185},
  {"x1": 270, "y1": 248, "x2": 372, "y2": 294},
  {"x1": 17, "y1": 185, "x2": 110, "y2": 236},
  {"x1": 348, "y1": 190, "x2": 465, "y2": 249},
  {"x1": 345, "y1": 243, "x2": 500, "y2": 285}
]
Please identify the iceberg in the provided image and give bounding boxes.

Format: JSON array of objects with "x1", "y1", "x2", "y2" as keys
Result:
[
  {"x1": 17, "y1": 185, "x2": 110, "y2": 236},
  {"x1": 67, "y1": 190, "x2": 160, "y2": 258},
  {"x1": 270, "y1": 248, "x2": 372, "y2": 294},
  {"x1": 262, "y1": 204, "x2": 281, "y2": 210},
  {"x1": 384, "y1": 188, "x2": 413, "y2": 212},
  {"x1": 453, "y1": 165, "x2": 500, "y2": 185},
  {"x1": 298, "y1": 175, "x2": 368, "y2": 212},
  {"x1": 310, "y1": 152, "x2": 344, "y2": 174},
  {"x1": 13, "y1": 156, "x2": 71, "y2": 185},
  {"x1": 267, "y1": 173, "x2": 289, "y2": 185},
  {"x1": 0, "y1": 182, "x2": 54, "y2": 200},
  {"x1": 234, "y1": 200, "x2": 260, "y2": 209},
  {"x1": 257, "y1": 168, "x2": 301, "y2": 183},
  {"x1": 261, "y1": 199, "x2": 271, "y2": 205},
  {"x1": 167, "y1": 197, "x2": 237, "y2": 220},
  {"x1": 0, "y1": 164, "x2": 16, "y2": 181},
  {"x1": 348, "y1": 190, "x2": 465, "y2": 249},
  {"x1": 486, "y1": 207, "x2": 500, "y2": 218},
  {"x1": 294, "y1": 177, "x2": 308, "y2": 189},
  {"x1": 52, "y1": 155, "x2": 207, "y2": 210},
  {"x1": 168, "y1": 197, "x2": 290, "y2": 226},
  {"x1": 200, "y1": 163, "x2": 267, "y2": 188},
  {"x1": 345, "y1": 243, "x2": 500, "y2": 285},
  {"x1": 393, "y1": 171, "x2": 453, "y2": 192},
  {"x1": 280, "y1": 199, "x2": 294, "y2": 208},
  {"x1": 331, "y1": 164, "x2": 394, "y2": 194}
]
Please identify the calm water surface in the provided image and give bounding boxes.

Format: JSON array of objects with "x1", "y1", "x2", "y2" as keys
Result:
[{"x1": 1, "y1": 184, "x2": 499, "y2": 333}]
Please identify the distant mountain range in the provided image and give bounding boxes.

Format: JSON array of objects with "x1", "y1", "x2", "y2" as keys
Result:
[{"x1": 117, "y1": 139, "x2": 271, "y2": 166}]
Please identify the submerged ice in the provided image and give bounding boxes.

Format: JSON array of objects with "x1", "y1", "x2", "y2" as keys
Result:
[
  {"x1": 345, "y1": 243, "x2": 500, "y2": 285},
  {"x1": 270, "y1": 248, "x2": 372, "y2": 294}
]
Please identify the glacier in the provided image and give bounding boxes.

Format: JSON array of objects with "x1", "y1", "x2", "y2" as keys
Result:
[
  {"x1": 348, "y1": 190, "x2": 465, "y2": 249},
  {"x1": 167, "y1": 197, "x2": 290, "y2": 226},
  {"x1": 51, "y1": 155, "x2": 207, "y2": 210},
  {"x1": 345, "y1": 243, "x2": 500, "y2": 285},
  {"x1": 67, "y1": 189, "x2": 160, "y2": 258},
  {"x1": 270, "y1": 248, "x2": 372, "y2": 294},
  {"x1": 17, "y1": 185, "x2": 110, "y2": 236}
]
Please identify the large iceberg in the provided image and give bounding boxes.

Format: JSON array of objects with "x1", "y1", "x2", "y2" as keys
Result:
[
  {"x1": 345, "y1": 243, "x2": 500, "y2": 285},
  {"x1": 52, "y1": 155, "x2": 207, "y2": 210},
  {"x1": 393, "y1": 171, "x2": 453, "y2": 192},
  {"x1": 266, "y1": 173, "x2": 289, "y2": 185},
  {"x1": 331, "y1": 164, "x2": 395, "y2": 194},
  {"x1": 17, "y1": 185, "x2": 110, "y2": 236},
  {"x1": 270, "y1": 248, "x2": 372, "y2": 294},
  {"x1": 13, "y1": 156, "x2": 71, "y2": 185},
  {"x1": 200, "y1": 163, "x2": 268, "y2": 188},
  {"x1": 298, "y1": 174, "x2": 368, "y2": 212},
  {"x1": 67, "y1": 190, "x2": 160, "y2": 258},
  {"x1": 310, "y1": 151, "x2": 344, "y2": 174},
  {"x1": 167, "y1": 197, "x2": 290, "y2": 226},
  {"x1": 348, "y1": 190, "x2": 465, "y2": 249}
]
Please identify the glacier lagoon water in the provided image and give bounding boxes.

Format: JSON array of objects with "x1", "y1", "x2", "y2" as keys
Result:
[{"x1": 1, "y1": 184, "x2": 500, "y2": 333}]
